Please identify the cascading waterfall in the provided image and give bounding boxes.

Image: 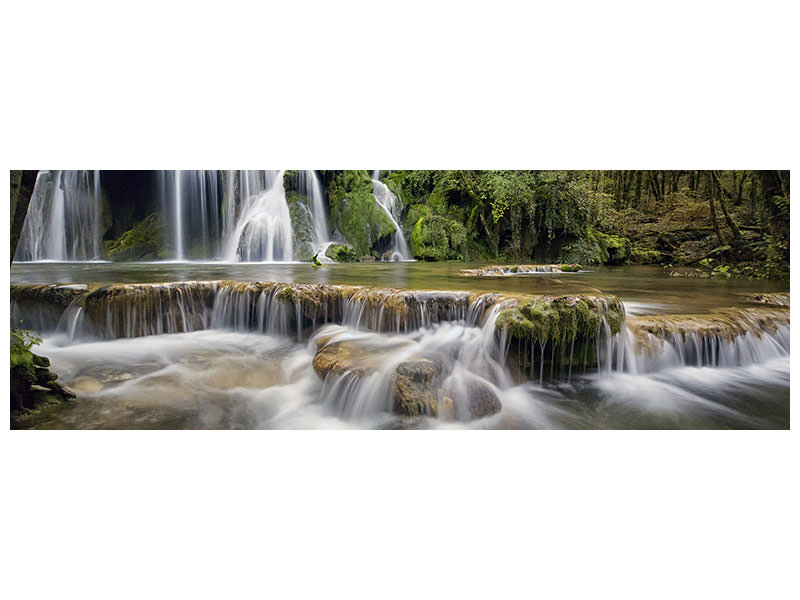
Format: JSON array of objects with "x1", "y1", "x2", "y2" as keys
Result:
[
  {"x1": 371, "y1": 170, "x2": 410, "y2": 261},
  {"x1": 600, "y1": 307, "x2": 791, "y2": 375},
  {"x1": 223, "y1": 170, "x2": 294, "y2": 261},
  {"x1": 15, "y1": 169, "x2": 354, "y2": 264},
  {"x1": 15, "y1": 170, "x2": 102, "y2": 262},
  {"x1": 299, "y1": 170, "x2": 330, "y2": 252},
  {"x1": 160, "y1": 170, "x2": 224, "y2": 260}
]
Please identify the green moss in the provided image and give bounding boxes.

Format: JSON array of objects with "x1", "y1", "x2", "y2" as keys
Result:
[
  {"x1": 275, "y1": 286, "x2": 297, "y2": 305},
  {"x1": 497, "y1": 296, "x2": 623, "y2": 345},
  {"x1": 590, "y1": 229, "x2": 631, "y2": 264},
  {"x1": 328, "y1": 170, "x2": 395, "y2": 256},
  {"x1": 105, "y1": 213, "x2": 163, "y2": 261},
  {"x1": 409, "y1": 215, "x2": 468, "y2": 261},
  {"x1": 286, "y1": 191, "x2": 314, "y2": 262},
  {"x1": 325, "y1": 243, "x2": 358, "y2": 263},
  {"x1": 561, "y1": 263, "x2": 582, "y2": 272},
  {"x1": 560, "y1": 236, "x2": 605, "y2": 265},
  {"x1": 630, "y1": 247, "x2": 662, "y2": 264}
]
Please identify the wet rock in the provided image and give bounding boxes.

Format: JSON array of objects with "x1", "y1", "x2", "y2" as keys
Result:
[
  {"x1": 627, "y1": 307, "x2": 790, "y2": 344},
  {"x1": 744, "y1": 293, "x2": 789, "y2": 307},
  {"x1": 464, "y1": 379, "x2": 502, "y2": 419},
  {"x1": 461, "y1": 264, "x2": 563, "y2": 276},
  {"x1": 392, "y1": 357, "x2": 448, "y2": 417},
  {"x1": 311, "y1": 335, "x2": 402, "y2": 379}
]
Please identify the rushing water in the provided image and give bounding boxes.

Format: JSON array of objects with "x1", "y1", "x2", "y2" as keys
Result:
[
  {"x1": 371, "y1": 171, "x2": 410, "y2": 260},
  {"x1": 11, "y1": 263, "x2": 790, "y2": 430}
]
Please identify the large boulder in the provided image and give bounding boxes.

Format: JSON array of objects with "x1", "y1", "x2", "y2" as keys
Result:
[
  {"x1": 327, "y1": 171, "x2": 396, "y2": 256},
  {"x1": 286, "y1": 191, "x2": 314, "y2": 262},
  {"x1": 392, "y1": 357, "x2": 448, "y2": 417}
]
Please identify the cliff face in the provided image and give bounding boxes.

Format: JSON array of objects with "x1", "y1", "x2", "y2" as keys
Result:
[{"x1": 10, "y1": 170, "x2": 38, "y2": 261}]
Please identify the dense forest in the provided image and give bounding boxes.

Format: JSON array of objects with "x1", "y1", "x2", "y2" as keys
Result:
[
  {"x1": 379, "y1": 170, "x2": 790, "y2": 278},
  {"x1": 10, "y1": 170, "x2": 790, "y2": 278}
]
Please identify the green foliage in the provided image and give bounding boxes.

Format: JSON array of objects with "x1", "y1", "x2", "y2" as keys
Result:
[
  {"x1": 11, "y1": 328, "x2": 42, "y2": 369},
  {"x1": 409, "y1": 214, "x2": 468, "y2": 261}
]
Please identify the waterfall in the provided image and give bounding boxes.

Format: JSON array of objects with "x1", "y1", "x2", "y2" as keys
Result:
[
  {"x1": 223, "y1": 170, "x2": 294, "y2": 262},
  {"x1": 17, "y1": 169, "x2": 337, "y2": 263},
  {"x1": 15, "y1": 170, "x2": 102, "y2": 262},
  {"x1": 174, "y1": 170, "x2": 183, "y2": 260},
  {"x1": 371, "y1": 171, "x2": 410, "y2": 261},
  {"x1": 299, "y1": 170, "x2": 330, "y2": 249},
  {"x1": 598, "y1": 307, "x2": 791, "y2": 375},
  {"x1": 161, "y1": 170, "x2": 224, "y2": 260}
]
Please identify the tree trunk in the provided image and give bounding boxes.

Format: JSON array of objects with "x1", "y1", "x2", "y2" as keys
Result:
[{"x1": 710, "y1": 170, "x2": 742, "y2": 243}]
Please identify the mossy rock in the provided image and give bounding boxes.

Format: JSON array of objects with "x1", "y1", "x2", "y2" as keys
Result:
[
  {"x1": 325, "y1": 243, "x2": 358, "y2": 263},
  {"x1": 561, "y1": 264, "x2": 582, "y2": 272},
  {"x1": 630, "y1": 247, "x2": 662, "y2": 264},
  {"x1": 590, "y1": 229, "x2": 631, "y2": 264},
  {"x1": 328, "y1": 170, "x2": 396, "y2": 256},
  {"x1": 286, "y1": 191, "x2": 314, "y2": 262},
  {"x1": 409, "y1": 215, "x2": 467, "y2": 261},
  {"x1": 11, "y1": 328, "x2": 74, "y2": 419},
  {"x1": 496, "y1": 295, "x2": 624, "y2": 345},
  {"x1": 104, "y1": 213, "x2": 163, "y2": 261}
]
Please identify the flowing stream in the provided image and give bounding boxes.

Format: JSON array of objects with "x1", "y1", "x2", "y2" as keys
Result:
[{"x1": 11, "y1": 263, "x2": 790, "y2": 429}]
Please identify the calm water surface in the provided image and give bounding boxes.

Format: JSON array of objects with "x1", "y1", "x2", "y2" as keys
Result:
[{"x1": 11, "y1": 262, "x2": 789, "y2": 315}]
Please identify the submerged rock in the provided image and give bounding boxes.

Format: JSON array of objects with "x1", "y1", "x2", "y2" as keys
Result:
[
  {"x1": 743, "y1": 292, "x2": 789, "y2": 307},
  {"x1": 311, "y1": 329, "x2": 502, "y2": 421},
  {"x1": 461, "y1": 264, "x2": 564, "y2": 276}
]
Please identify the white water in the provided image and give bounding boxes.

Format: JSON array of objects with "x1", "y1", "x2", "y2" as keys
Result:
[
  {"x1": 371, "y1": 171, "x2": 410, "y2": 260},
  {"x1": 15, "y1": 170, "x2": 102, "y2": 261},
  {"x1": 174, "y1": 170, "x2": 183, "y2": 260},
  {"x1": 299, "y1": 170, "x2": 330, "y2": 250},
  {"x1": 15, "y1": 282, "x2": 789, "y2": 429},
  {"x1": 223, "y1": 170, "x2": 295, "y2": 261}
]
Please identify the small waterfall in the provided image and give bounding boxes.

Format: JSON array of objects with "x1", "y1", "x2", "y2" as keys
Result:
[
  {"x1": 160, "y1": 170, "x2": 224, "y2": 260},
  {"x1": 371, "y1": 171, "x2": 410, "y2": 261},
  {"x1": 15, "y1": 170, "x2": 102, "y2": 261},
  {"x1": 173, "y1": 170, "x2": 183, "y2": 259},
  {"x1": 299, "y1": 170, "x2": 330, "y2": 250},
  {"x1": 600, "y1": 307, "x2": 791, "y2": 374},
  {"x1": 223, "y1": 170, "x2": 294, "y2": 262}
]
